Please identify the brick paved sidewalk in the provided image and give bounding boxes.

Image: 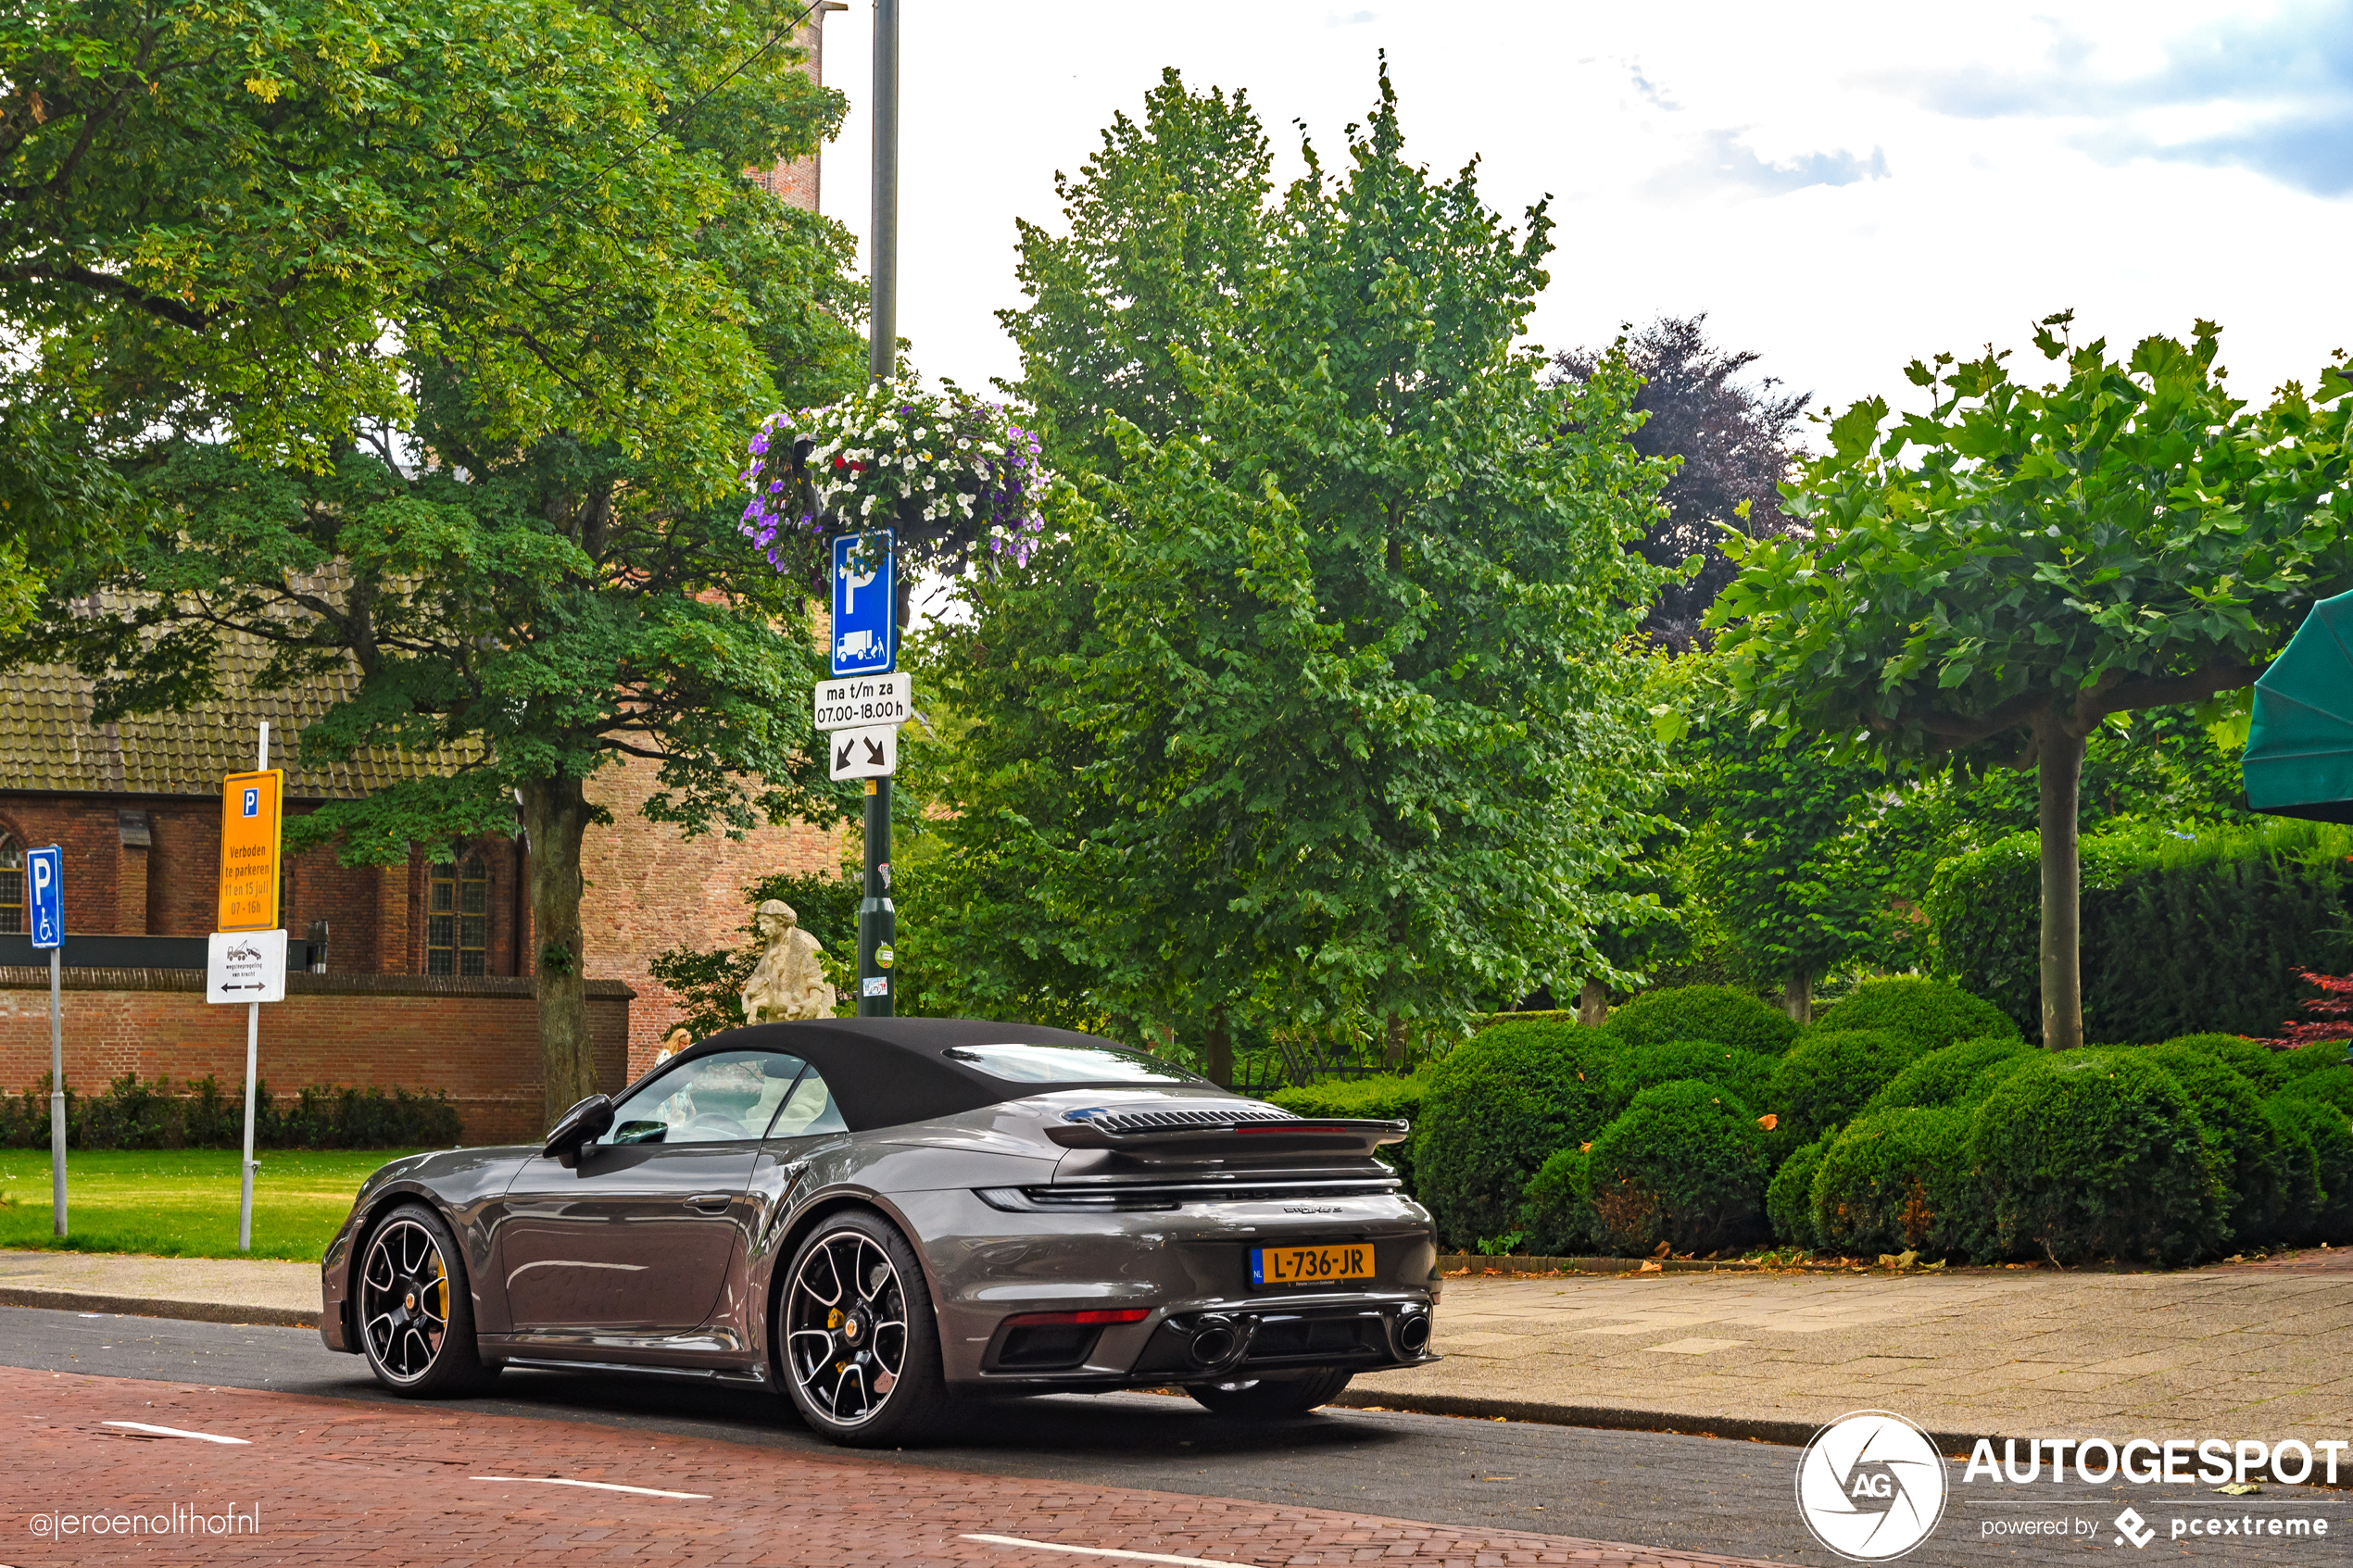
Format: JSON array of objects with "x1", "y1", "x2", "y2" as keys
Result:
[
  {"x1": 1, "y1": 1367, "x2": 1772, "y2": 1567},
  {"x1": 1352, "y1": 1251, "x2": 2353, "y2": 1442}
]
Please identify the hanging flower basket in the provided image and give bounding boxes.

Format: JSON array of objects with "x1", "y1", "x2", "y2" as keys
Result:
[{"x1": 738, "y1": 379, "x2": 1047, "y2": 580}]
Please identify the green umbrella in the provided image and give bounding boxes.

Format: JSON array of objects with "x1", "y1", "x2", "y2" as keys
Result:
[{"x1": 2244, "y1": 588, "x2": 2353, "y2": 823}]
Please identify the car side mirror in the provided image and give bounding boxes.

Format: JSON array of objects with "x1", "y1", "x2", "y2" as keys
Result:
[{"x1": 544, "y1": 1094, "x2": 615, "y2": 1160}]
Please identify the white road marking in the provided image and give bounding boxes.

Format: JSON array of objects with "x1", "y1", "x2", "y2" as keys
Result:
[
  {"x1": 101, "y1": 1421, "x2": 251, "y2": 1445},
  {"x1": 962, "y1": 1535, "x2": 1252, "y2": 1567},
  {"x1": 470, "y1": 1475, "x2": 711, "y2": 1499}
]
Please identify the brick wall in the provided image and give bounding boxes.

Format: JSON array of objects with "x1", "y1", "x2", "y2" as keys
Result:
[
  {"x1": 0, "y1": 969, "x2": 633, "y2": 1146},
  {"x1": 578, "y1": 755, "x2": 846, "y2": 1079},
  {"x1": 753, "y1": 3, "x2": 837, "y2": 214}
]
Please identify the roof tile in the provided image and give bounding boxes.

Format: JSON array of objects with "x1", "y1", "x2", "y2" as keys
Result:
[{"x1": 2, "y1": 628, "x2": 474, "y2": 801}]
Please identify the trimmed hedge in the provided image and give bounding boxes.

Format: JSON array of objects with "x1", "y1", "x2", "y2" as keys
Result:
[
  {"x1": 1581, "y1": 1080, "x2": 1770, "y2": 1256},
  {"x1": 1413, "y1": 1019, "x2": 1614, "y2": 1248},
  {"x1": 1864, "y1": 1036, "x2": 2034, "y2": 1113},
  {"x1": 2276, "y1": 1064, "x2": 2353, "y2": 1116},
  {"x1": 1519, "y1": 1147, "x2": 1592, "y2": 1257},
  {"x1": 1766, "y1": 1029, "x2": 1935, "y2": 1152},
  {"x1": 1265, "y1": 1074, "x2": 1427, "y2": 1196},
  {"x1": 1929, "y1": 821, "x2": 2353, "y2": 1041},
  {"x1": 1606, "y1": 1039, "x2": 1775, "y2": 1117},
  {"x1": 1601, "y1": 985, "x2": 1798, "y2": 1055},
  {"x1": 1811, "y1": 1107, "x2": 1976, "y2": 1257},
  {"x1": 0, "y1": 1073, "x2": 463, "y2": 1150},
  {"x1": 1967, "y1": 1052, "x2": 2223, "y2": 1265},
  {"x1": 2141, "y1": 1045, "x2": 2292, "y2": 1243},
  {"x1": 2159, "y1": 1034, "x2": 2299, "y2": 1095},
  {"x1": 2266, "y1": 1094, "x2": 2353, "y2": 1244},
  {"x1": 1813, "y1": 978, "x2": 2019, "y2": 1050},
  {"x1": 1768, "y1": 1132, "x2": 1832, "y2": 1249}
]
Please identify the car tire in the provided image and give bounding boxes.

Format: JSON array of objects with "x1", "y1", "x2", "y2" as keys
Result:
[
  {"x1": 776, "y1": 1208, "x2": 948, "y2": 1448},
  {"x1": 1188, "y1": 1366, "x2": 1354, "y2": 1419},
  {"x1": 355, "y1": 1202, "x2": 497, "y2": 1398}
]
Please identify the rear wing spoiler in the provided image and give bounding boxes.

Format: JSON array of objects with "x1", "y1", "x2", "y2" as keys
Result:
[{"x1": 1044, "y1": 1115, "x2": 1409, "y2": 1158}]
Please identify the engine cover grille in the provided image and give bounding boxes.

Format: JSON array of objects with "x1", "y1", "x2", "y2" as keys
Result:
[{"x1": 1061, "y1": 1104, "x2": 1296, "y2": 1135}]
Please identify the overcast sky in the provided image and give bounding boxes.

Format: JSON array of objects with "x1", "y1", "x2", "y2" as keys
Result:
[{"x1": 813, "y1": 1, "x2": 2353, "y2": 437}]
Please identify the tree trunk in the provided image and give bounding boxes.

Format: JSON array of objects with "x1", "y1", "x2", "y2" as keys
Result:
[
  {"x1": 1782, "y1": 969, "x2": 1814, "y2": 1025},
  {"x1": 1204, "y1": 1012, "x2": 1233, "y2": 1090},
  {"x1": 520, "y1": 775, "x2": 598, "y2": 1124},
  {"x1": 1384, "y1": 1012, "x2": 1408, "y2": 1069},
  {"x1": 1577, "y1": 979, "x2": 1609, "y2": 1027},
  {"x1": 2036, "y1": 718, "x2": 2088, "y2": 1050}
]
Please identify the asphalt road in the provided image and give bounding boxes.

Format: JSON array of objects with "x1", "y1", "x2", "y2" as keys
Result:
[{"x1": 0, "y1": 1306, "x2": 2340, "y2": 1566}]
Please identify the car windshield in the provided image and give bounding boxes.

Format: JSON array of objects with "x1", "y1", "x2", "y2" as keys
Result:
[{"x1": 940, "y1": 1042, "x2": 1203, "y2": 1085}]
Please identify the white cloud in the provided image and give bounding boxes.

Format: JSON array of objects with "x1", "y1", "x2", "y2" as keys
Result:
[{"x1": 815, "y1": 1, "x2": 2353, "y2": 438}]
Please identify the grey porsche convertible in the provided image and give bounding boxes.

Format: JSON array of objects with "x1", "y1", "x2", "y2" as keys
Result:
[{"x1": 320, "y1": 1018, "x2": 1440, "y2": 1445}]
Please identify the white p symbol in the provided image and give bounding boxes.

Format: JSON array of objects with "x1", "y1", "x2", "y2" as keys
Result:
[{"x1": 243, "y1": 788, "x2": 259, "y2": 817}]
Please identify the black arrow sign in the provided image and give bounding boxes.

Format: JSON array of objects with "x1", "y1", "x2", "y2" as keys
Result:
[
  {"x1": 836, "y1": 737, "x2": 855, "y2": 771},
  {"x1": 862, "y1": 736, "x2": 887, "y2": 766}
]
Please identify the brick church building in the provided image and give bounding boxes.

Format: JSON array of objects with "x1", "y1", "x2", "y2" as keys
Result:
[{"x1": 0, "y1": 6, "x2": 849, "y2": 1142}]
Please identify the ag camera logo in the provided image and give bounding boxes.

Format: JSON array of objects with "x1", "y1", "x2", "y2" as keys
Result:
[{"x1": 1796, "y1": 1410, "x2": 1949, "y2": 1562}]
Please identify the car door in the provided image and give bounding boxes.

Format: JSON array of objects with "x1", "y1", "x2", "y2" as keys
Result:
[{"x1": 497, "y1": 1049, "x2": 808, "y2": 1335}]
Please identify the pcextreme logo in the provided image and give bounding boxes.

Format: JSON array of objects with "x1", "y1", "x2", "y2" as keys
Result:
[{"x1": 1795, "y1": 1411, "x2": 1950, "y2": 1562}]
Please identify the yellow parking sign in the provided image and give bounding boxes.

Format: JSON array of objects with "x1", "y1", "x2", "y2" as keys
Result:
[{"x1": 219, "y1": 770, "x2": 283, "y2": 932}]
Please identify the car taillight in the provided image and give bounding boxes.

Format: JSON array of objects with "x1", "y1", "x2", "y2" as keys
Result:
[{"x1": 1000, "y1": 1308, "x2": 1152, "y2": 1328}]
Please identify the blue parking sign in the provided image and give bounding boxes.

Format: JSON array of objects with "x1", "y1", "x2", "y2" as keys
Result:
[
  {"x1": 243, "y1": 786, "x2": 259, "y2": 817},
  {"x1": 831, "y1": 531, "x2": 896, "y2": 676},
  {"x1": 25, "y1": 845, "x2": 61, "y2": 949}
]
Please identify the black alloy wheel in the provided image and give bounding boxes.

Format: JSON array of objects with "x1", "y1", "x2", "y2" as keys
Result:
[
  {"x1": 1188, "y1": 1365, "x2": 1354, "y2": 1419},
  {"x1": 357, "y1": 1203, "x2": 496, "y2": 1397},
  {"x1": 779, "y1": 1210, "x2": 947, "y2": 1446}
]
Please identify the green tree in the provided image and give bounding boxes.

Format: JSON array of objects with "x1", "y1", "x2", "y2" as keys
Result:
[
  {"x1": 924, "y1": 69, "x2": 1671, "y2": 1078},
  {"x1": 1684, "y1": 708, "x2": 1901, "y2": 1022},
  {"x1": 3, "y1": 0, "x2": 848, "y2": 593},
  {"x1": 9, "y1": 0, "x2": 867, "y2": 1116},
  {"x1": 999, "y1": 68, "x2": 1273, "y2": 480},
  {"x1": 1712, "y1": 317, "x2": 2353, "y2": 1048}
]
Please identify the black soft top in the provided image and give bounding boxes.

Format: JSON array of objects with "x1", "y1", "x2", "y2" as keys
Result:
[{"x1": 646, "y1": 1017, "x2": 1220, "y2": 1133}]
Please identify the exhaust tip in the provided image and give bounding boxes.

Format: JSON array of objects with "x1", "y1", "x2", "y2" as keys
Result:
[
  {"x1": 1187, "y1": 1314, "x2": 1239, "y2": 1368},
  {"x1": 1395, "y1": 1311, "x2": 1431, "y2": 1354}
]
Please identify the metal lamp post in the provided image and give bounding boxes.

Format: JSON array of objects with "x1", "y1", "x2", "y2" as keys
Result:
[{"x1": 857, "y1": 0, "x2": 900, "y2": 1017}]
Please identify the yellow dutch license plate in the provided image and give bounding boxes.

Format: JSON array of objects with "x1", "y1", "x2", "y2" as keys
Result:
[{"x1": 1252, "y1": 1243, "x2": 1375, "y2": 1286}]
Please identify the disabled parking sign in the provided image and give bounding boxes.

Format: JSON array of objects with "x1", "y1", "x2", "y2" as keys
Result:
[
  {"x1": 831, "y1": 531, "x2": 895, "y2": 676},
  {"x1": 25, "y1": 845, "x2": 60, "y2": 949}
]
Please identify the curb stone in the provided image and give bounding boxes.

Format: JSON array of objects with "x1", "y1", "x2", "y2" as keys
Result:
[
  {"x1": 1435, "y1": 1252, "x2": 1765, "y2": 1275},
  {"x1": 1328, "y1": 1390, "x2": 2353, "y2": 1488},
  {"x1": 0, "y1": 1284, "x2": 317, "y2": 1329},
  {"x1": 1330, "y1": 1388, "x2": 1957, "y2": 1451}
]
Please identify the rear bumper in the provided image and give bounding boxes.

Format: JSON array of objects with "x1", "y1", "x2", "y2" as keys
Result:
[
  {"x1": 963, "y1": 1289, "x2": 1438, "y2": 1392},
  {"x1": 904, "y1": 1186, "x2": 1440, "y2": 1391}
]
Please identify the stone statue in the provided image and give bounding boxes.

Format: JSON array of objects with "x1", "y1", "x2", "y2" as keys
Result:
[{"x1": 740, "y1": 899, "x2": 837, "y2": 1023}]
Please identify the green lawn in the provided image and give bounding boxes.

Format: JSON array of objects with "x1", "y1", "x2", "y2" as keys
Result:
[{"x1": 0, "y1": 1148, "x2": 427, "y2": 1261}]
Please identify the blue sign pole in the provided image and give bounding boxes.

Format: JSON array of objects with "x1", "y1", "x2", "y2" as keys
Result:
[
  {"x1": 26, "y1": 845, "x2": 63, "y2": 1236},
  {"x1": 832, "y1": 530, "x2": 900, "y2": 1016}
]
